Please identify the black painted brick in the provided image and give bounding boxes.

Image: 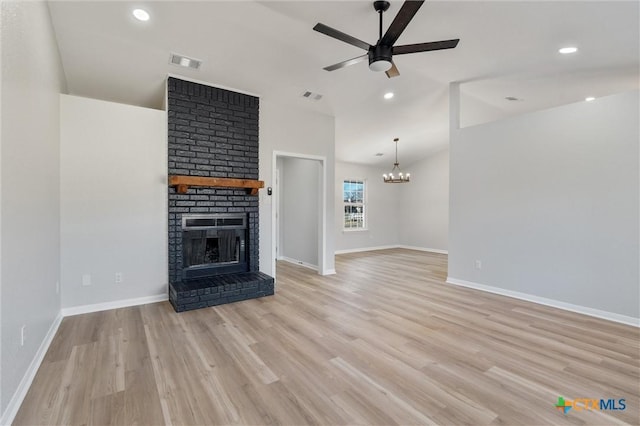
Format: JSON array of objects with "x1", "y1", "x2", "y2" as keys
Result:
[
  {"x1": 168, "y1": 272, "x2": 274, "y2": 312},
  {"x1": 168, "y1": 77, "x2": 268, "y2": 306}
]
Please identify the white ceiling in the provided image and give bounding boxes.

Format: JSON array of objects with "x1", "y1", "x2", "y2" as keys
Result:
[{"x1": 48, "y1": 1, "x2": 639, "y2": 166}]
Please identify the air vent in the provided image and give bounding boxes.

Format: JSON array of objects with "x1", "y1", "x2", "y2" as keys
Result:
[
  {"x1": 375, "y1": 153, "x2": 384, "y2": 156},
  {"x1": 302, "y1": 90, "x2": 323, "y2": 101},
  {"x1": 505, "y1": 96, "x2": 523, "y2": 101},
  {"x1": 169, "y1": 53, "x2": 202, "y2": 70}
]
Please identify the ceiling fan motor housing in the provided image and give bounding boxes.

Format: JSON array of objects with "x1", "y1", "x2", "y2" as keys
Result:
[{"x1": 368, "y1": 44, "x2": 393, "y2": 71}]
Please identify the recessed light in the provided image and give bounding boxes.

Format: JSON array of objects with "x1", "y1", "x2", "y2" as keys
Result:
[
  {"x1": 585, "y1": 97, "x2": 595, "y2": 102},
  {"x1": 558, "y1": 46, "x2": 578, "y2": 54},
  {"x1": 133, "y1": 9, "x2": 150, "y2": 21},
  {"x1": 383, "y1": 92, "x2": 394, "y2": 100}
]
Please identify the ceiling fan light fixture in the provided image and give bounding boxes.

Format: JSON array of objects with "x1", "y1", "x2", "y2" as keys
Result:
[
  {"x1": 369, "y1": 59, "x2": 392, "y2": 72},
  {"x1": 368, "y1": 44, "x2": 393, "y2": 72}
]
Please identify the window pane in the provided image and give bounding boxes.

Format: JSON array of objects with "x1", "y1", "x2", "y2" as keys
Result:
[
  {"x1": 343, "y1": 179, "x2": 365, "y2": 229},
  {"x1": 344, "y1": 205, "x2": 364, "y2": 229},
  {"x1": 353, "y1": 183, "x2": 363, "y2": 202}
]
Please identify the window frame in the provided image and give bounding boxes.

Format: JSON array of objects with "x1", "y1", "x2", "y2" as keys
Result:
[{"x1": 342, "y1": 178, "x2": 367, "y2": 232}]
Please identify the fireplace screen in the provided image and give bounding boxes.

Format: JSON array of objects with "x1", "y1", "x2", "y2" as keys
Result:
[
  {"x1": 184, "y1": 230, "x2": 238, "y2": 266},
  {"x1": 181, "y1": 214, "x2": 248, "y2": 279}
]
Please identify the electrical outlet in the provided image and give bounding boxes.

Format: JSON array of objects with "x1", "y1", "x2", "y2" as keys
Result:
[
  {"x1": 115, "y1": 273, "x2": 123, "y2": 284},
  {"x1": 475, "y1": 260, "x2": 482, "y2": 270},
  {"x1": 20, "y1": 325, "x2": 26, "y2": 346},
  {"x1": 82, "y1": 274, "x2": 92, "y2": 286}
]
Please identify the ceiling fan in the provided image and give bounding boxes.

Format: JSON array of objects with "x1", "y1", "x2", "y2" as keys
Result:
[{"x1": 313, "y1": 0, "x2": 459, "y2": 78}]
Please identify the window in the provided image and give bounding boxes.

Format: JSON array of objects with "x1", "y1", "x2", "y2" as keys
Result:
[{"x1": 343, "y1": 179, "x2": 366, "y2": 230}]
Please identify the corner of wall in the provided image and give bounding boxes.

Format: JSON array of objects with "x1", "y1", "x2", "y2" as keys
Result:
[{"x1": 1, "y1": 0, "x2": 65, "y2": 417}]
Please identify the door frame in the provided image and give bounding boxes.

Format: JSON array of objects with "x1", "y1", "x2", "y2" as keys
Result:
[{"x1": 271, "y1": 151, "x2": 327, "y2": 279}]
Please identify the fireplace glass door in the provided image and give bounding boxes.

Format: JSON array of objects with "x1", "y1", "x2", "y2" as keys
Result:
[{"x1": 181, "y1": 214, "x2": 248, "y2": 279}]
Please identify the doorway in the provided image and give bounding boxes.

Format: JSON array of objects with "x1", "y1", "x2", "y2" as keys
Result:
[{"x1": 272, "y1": 151, "x2": 327, "y2": 279}]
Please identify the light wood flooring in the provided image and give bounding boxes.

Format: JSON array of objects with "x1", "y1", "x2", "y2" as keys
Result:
[{"x1": 14, "y1": 249, "x2": 640, "y2": 425}]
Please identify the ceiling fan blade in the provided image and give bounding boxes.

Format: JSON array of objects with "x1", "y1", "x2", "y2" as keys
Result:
[
  {"x1": 313, "y1": 23, "x2": 371, "y2": 51},
  {"x1": 380, "y1": 0, "x2": 425, "y2": 47},
  {"x1": 393, "y1": 39, "x2": 460, "y2": 55},
  {"x1": 323, "y1": 54, "x2": 368, "y2": 72},
  {"x1": 385, "y1": 61, "x2": 400, "y2": 78}
]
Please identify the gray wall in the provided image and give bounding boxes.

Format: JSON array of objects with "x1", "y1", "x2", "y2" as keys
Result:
[
  {"x1": 280, "y1": 157, "x2": 320, "y2": 267},
  {"x1": 449, "y1": 90, "x2": 639, "y2": 318},
  {"x1": 1, "y1": 0, "x2": 65, "y2": 414},
  {"x1": 335, "y1": 161, "x2": 400, "y2": 252},
  {"x1": 259, "y1": 101, "x2": 335, "y2": 275},
  {"x1": 399, "y1": 149, "x2": 449, "y2": 252},
  {"x1": 60, "y1": 95, "x2": 167, "y2": 308}
]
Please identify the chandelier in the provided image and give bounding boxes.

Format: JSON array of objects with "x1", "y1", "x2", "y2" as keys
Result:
[{"x1": 383, "y1": 138, "x2": 410, "y2": 183}]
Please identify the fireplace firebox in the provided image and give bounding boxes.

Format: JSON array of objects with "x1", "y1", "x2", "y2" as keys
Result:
[{"x1": 181, "y1": 213, "x2": 248, "y2": 279}]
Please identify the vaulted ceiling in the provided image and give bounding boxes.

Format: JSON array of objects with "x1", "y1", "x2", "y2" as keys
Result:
[{"x1": 48, "y1": 1, "x2": 639, "y2": 165}]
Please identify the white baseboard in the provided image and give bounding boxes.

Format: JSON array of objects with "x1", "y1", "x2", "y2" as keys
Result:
[
  {"x1": 397, "y1": 245, "x2": 448, "y2": 255},
  {"x1": 278, "y1": 256, "x2": 318, "y2": 271},
  {"x1": 335, "y1": 245, "x2": 448, "y2": 255},
  {"x1": 278, "y1": 256, "x2": 333, "y2": 275},
  {"x1": 334, "y1": 245, "x2": 398, "y2": 255},
  {"x1": 446, "y1": 277, "x2": 639, "y2": 327},
  {"x1": 0, "y1": 312, "x2": 63, "y2": 426},
  {"x1": 61, "y1": 293, "x2": 168, "y2": 317}
]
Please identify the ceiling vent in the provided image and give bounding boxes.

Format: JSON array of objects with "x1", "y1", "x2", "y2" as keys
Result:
[
  {"x1": 169, "y1": 53, "x2": 202, "y2": 70},
  {"x1": 302, "y1": 90, "x2": 323, "y2": 101},
  {"x1": 505, "y1": 96, "x2": 523, "y2": 102}
]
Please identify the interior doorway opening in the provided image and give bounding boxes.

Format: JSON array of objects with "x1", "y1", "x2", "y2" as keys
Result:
[{"x1": 272, "y1": 151, "x2": 327, "y2": 280}]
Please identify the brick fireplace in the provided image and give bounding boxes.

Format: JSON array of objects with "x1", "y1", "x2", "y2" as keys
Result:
[{"x1": 167, "y1": 77, "x2": 273, "y2": 312}]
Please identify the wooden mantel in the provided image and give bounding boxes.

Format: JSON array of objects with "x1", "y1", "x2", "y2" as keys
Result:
[{"x1": 169, "y1": 175, "x2": 264, "y2": 195}]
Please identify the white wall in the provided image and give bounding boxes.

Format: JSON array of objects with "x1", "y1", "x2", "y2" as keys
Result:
[
  {"x1": 259, "y1": 100, "x2": 335, "y2": 276},
  {"x1": 276, "y1": 157, "x2": 284, "y2": 259},
  {"x1": 399, "y1": 149, "x2": 449, "y2": 252},
  {"x1": 1, "y1": 0, "x2": 66, "y2": 415},
  {"x1": 449, "y1": 90, "x2": 639, "y2": 319},
  {"x1": 335, "y1": 161, "x2": 400, "y2": 252},
  {"x1": 279, "y1": 157, "x2": 320, "y2": 267},
  {"x1": 60, "y1": 95, "x2": 167, "y2": 308},
  {"x1": 460, "y1": 90, "x2": 510, "y2": 129}
]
